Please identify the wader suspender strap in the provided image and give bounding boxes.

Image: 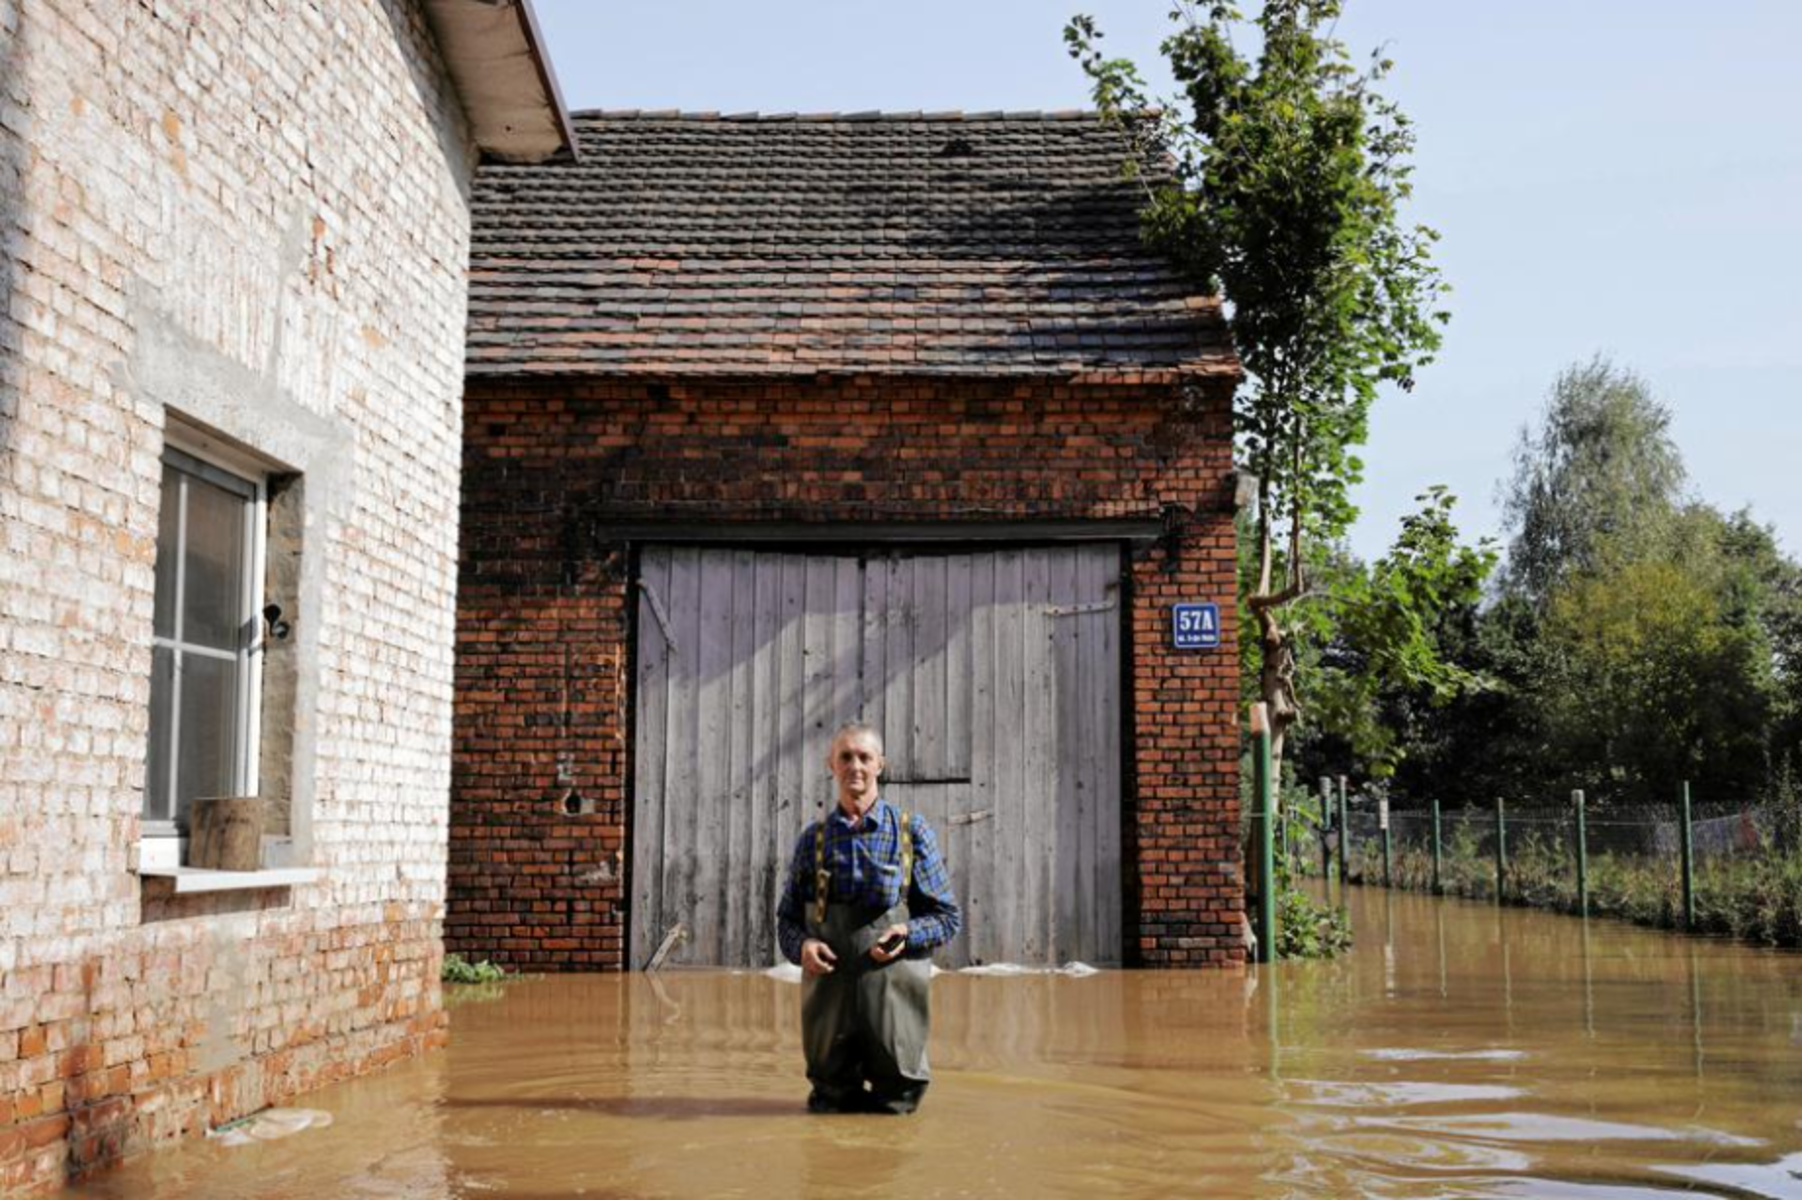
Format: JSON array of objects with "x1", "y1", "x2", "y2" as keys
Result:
[
  {"x1": 813, "y1": 809, "x2": 914, "y2": 925},
  {"x1": 813, "y1": 821, "x2": 829, "y2": 925},
  {"x1": 899, "y1": 811, "x2": 913, "y2": 894}
]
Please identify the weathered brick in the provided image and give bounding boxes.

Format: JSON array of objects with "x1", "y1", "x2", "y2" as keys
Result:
[
  {"x1": 1, "y1": 0, "x2": 477, "y2": 1191},
  {"x1": 449, "y1": 377, "x2": 1242, "y2": 972}
]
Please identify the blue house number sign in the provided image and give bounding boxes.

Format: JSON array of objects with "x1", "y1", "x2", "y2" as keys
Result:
[{"x1": 1172, "y1": 603, "x2": 1221, "y2": 650}]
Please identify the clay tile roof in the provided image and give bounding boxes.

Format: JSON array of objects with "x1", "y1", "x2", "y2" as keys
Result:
[{"x1": 465, "y1": 110, "x2": 1237, "y2": 380}]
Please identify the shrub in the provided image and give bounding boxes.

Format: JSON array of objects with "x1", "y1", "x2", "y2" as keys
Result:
[
  {"x1": 442, "y1": 953, "x2": 509, "y2": 985},
  {"x1": 1276, "y1": 888, "x2": 1353, "y2": 959}
]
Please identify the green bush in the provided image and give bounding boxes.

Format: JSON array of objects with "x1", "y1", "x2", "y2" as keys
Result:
[
  {"x1": 1276, "y1": 887, "x2": 1353, "y2": 959},
  {"x1": 1269, "y1": 796, "x2": 1356, "y2": 959},
  {"x1": 442, "y1": 953, "x2": 509, "y2": 985}
]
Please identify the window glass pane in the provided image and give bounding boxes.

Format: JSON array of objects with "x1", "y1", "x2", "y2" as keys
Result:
[
  {"x1": 152, "y1": 466, "x2": 182, "y2": 640},
  {"x1": 144, "y1": 645, "x2": 175, "y2": 821},
  {"x1": 180, "y1": 472, "x2": 248, "y2": 651},
  {"x1": 175, "y1": 652, "x2": 238, "y2": 829}
]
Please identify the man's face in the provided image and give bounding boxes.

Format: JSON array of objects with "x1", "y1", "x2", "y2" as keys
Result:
[{"x1": 828, "y1": 731, "x2": 885, "y2": 807}]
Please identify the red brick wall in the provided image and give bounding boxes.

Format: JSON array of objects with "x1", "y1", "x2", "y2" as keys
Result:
[{"x1": 450, "y1": 376, "x2": 1241, "y2": 970}]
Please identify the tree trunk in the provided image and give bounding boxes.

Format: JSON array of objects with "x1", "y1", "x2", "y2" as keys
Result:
[
  {"x1": 1259, "y1": 608, "x2": 1301, "y2": 774},
  {"x1": 1246, "y1": 605, "x2": 1301, "y2": 917}
]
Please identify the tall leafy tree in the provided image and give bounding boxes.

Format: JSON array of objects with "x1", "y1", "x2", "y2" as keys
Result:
[
  {"x1": 1068, "y1": 1, "x2": 1448, "y2": 770},
  {"x1": 1501, "y1": 356, "x2": 1687, "y2": 605},
  {"x1": 1715, "y1": 510, "x2": 1802, "y2": 739},
  {"x1": 1540, "y1": 551, "x2": 1772, "y2": 803},
  {"x1": 1488, "y1": 359, "x2": 1794, "y2": 807},
  {"x1": 1305, "y1": 488, "x2": 1496, "y2": 778}
]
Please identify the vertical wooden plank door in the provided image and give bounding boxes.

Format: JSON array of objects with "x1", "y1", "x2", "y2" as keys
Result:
[{"x1": 632, "y1": 545, "x2": 1122, "y2": 969}]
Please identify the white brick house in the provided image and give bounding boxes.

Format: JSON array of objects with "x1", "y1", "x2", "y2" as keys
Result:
[{"x1": 0, "y1": 1, "x2": 571, "y2": 1190}]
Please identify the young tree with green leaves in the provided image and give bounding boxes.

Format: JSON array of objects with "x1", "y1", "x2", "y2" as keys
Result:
[{"x1": 1067, "y1": 0, "x2": 1448, "y2": 773}]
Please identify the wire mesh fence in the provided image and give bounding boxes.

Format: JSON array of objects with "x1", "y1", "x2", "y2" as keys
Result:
[{"x1": 1288, "y1": 783, "x2": 1802, "y2": 948}]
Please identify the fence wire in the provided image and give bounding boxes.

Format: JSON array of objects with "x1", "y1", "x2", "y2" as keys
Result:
[{"x1": 1284, "y1": 786, "x2": 1802, "y2": 946}]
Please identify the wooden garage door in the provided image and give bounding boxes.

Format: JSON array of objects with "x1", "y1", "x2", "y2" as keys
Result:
[{"x1": 632, "y1": 545, "x2": 1122, "y2": 969}]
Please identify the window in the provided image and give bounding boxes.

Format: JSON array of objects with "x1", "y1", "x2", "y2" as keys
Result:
[{"x1": 144, "y1": 446, "x2": 266, "y2": 835}]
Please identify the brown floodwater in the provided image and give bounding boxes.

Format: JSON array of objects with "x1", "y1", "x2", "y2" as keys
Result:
[{"x1": 63, "y1": 885, "x2": 1802, "y2": 1198}]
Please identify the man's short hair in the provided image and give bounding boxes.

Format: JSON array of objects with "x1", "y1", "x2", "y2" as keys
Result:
[{"x1": 830, "y1": 721, "x2": 884, "y2": 754}]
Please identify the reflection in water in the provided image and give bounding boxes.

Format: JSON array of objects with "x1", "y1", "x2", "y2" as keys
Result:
[
  {"x1": 1690, "y1": 945, "x2": 1705, "y2": 1081},
  {"x1": 63, "y1": 886, "x2": 1802, "y2": 1199},
  {"x1": 1581, "y1": 918, "x2": 1596, "y2": 1041},
  {"x1": 1661, "y1": 1150, "x2": 1802, "y2": 1196},
  {"x1": 1362, "y1": 1047, "x2": 1528, "y2": 1062},
  {"x1": 1435, "y1": 897, "x2": 1448, "y2": 999}
]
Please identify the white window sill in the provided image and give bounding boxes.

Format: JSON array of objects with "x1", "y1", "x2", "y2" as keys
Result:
[{"x1": 137, "y1": 866, "x2": 321, "y2": 894}]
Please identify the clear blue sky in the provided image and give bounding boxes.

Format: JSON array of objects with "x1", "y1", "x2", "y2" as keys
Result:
[{"x1": 530, "y1": 1, "x2": 1802, "y2": 561}]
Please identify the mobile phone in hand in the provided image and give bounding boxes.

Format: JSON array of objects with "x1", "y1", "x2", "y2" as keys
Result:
[{"x1": 876, "y1": 931, "x2": 906, "y2": 955}]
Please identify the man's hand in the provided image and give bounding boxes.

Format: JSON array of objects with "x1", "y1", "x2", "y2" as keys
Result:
[
  {"x1": 869, "y1": 923, "x2": 909, "y2": 964},
  {"x1": 800, "y1": 938, "x2": 838, "y2": 977}
]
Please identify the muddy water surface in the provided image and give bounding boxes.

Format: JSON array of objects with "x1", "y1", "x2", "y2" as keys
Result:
[{"x1": 66, "y1": 887, "x2": 1802, "y2": 1197}]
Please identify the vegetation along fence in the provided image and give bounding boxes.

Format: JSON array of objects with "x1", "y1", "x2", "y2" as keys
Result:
[{"x1": 1295, "y1": 779, "x2": 1802, "y2": 949}]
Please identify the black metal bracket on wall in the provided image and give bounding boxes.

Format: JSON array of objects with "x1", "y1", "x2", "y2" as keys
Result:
[
  {"x1": 1154, "y1": 502, "x2": 1192, "y2": 572},
  {"x1": 587, "y1": 517, "x2": 1166, "y2": 550}
]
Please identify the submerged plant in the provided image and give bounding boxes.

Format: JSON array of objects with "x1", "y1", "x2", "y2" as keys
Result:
[
  {"x1": 442, "y1": 953, "x2": 510, "y2": 985},
  {"x1": 1268, "y1": 783, "x2": 1354, "y2": 958},
  {"x1": 1276, "y1": 887, "x2": 1353, "y2": 959}
]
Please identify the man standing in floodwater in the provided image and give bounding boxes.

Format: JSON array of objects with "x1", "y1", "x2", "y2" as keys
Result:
[{"x1": 776, "y1": 722, "x2": 961, "y2": 1114}]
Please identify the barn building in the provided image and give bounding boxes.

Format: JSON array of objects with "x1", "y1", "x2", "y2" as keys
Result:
[
  {"x1": 448, "y1": 111, "x2": 1243, "y2": 973},
  {"x1": 0, "y1": 0, "x2": 570, "y2": 1190}
]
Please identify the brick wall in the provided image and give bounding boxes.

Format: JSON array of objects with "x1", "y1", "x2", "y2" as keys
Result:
[
  {"x1": 0, "y1": 0, "x2": 475, "y2": 1191},
  {"x1": 450, "y1": 377, "x2": 1241, "y2": 973}
]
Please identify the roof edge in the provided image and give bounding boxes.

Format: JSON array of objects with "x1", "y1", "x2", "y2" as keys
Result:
[
  {"x1": 512, "y1": 0, "x2": 579, "y2": 157},
  {"x1": 422, "y1": 0, "x2": 578, "y2": 163},
  {"x1": 566, "y1": 108, "x2": 1106, "y2": 124},
  {"x1": 464, "y1": 360, "x2": 1241, "y2": 385}
]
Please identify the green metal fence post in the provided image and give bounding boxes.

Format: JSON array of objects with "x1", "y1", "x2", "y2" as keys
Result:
[
  {"x1": 1574, "y1": 788, "x2": 1589, "y2": 919},
  {"x1": 1430, "y1": 799, "x2": 1443, "y2": 895},
  {"x1": 1252, "y1": 705, "x2": 1277, "y2": 963},
  {"x1": 1680, "y1": 780, "x2": 1695, "y2": 930},
  {"x1": 1495, "y1": 797, "x2": 1508, "y2": 903},
  {"x1": 1379, "y1": 797, "x2": 1392, "y2": 888},
  {"x1": 1338, "y1": 775, "x2": 1351, "y2": 885}
]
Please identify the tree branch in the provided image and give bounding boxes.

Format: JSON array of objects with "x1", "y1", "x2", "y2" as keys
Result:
[{"x1": 1249, "y1": 578, "x2": 1308, "y2": 612}]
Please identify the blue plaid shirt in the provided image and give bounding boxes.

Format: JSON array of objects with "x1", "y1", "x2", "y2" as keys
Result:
[{"x1": 776, "y1": 799, "x2": 961, "y2": 965}]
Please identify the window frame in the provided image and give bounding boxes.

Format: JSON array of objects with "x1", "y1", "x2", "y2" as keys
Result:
[{"x1": 143, "y1": 435, "x2": 269, "y2": 841}]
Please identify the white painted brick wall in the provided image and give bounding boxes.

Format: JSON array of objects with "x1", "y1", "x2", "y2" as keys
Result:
[{"x1": 0, "y1": 0, "x2": 481, "y2": 1187}]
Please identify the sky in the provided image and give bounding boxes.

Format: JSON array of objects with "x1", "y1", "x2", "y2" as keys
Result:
[{"x1": 529, "y1": 1, "x2": 1802, "y2": 562}]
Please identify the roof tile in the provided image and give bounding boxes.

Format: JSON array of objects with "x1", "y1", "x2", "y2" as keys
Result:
[{"x1": 467, "y1": 111, "x2": 1235, "y2": 379}]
